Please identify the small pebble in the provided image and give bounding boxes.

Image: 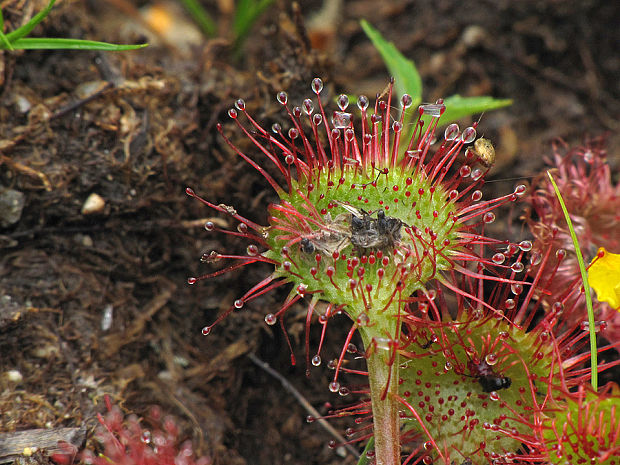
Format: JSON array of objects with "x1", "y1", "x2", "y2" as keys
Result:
[
  {"x1": 82, "y1": 193, "x2": 105, "y2": 215},
  {"x1": 0, "y1": 189, "x2": 25, "y2": 227}
]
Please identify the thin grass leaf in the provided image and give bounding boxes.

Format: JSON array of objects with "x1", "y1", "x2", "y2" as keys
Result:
[
  {"x1": 5, "y1": 0, "x2": 56, "y2": 43},
  {"x1": 179, "y1": 0, "x2": 216, "y2": 37},
  {"x1": 360, "y1": 19, "x2": 423, "y2": 106},
  {"x1": 356, "y1": 437, "x2": 375, "y2": 465},
  {"x1": 232, "y1": 0, "x2": 274, "y2": 47},
  {"x1": 0, "y1": 28, "x2": 13, "y2": 51},
  {"x1": 547, "y1": 171, "x2": 598, "y2": 390},
  {"x1": 8, "y1": 37, "x2": 148, "y2": 51},
  {"x1": 422, "y1": 94, "x2": 512, "y2": 127}
]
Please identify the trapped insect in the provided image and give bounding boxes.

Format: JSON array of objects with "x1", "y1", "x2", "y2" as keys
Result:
[
  {"x1": 338, "y1": 203, "x2": 403, "y2": 252},
  {"x1": 469, "y1": 137, "x2": 496, "y2": 167},
  {"x1": 467, "y1": 358, "x2": 512, "y2": 393}
]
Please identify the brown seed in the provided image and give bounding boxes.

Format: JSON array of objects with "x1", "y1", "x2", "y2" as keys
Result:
[{"x1": 472, "y1": 138, "x2": 496, "y2": 167}]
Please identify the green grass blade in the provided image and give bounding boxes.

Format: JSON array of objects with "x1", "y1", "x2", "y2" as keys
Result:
[
  {"x1": 0, "y1": 28, "x2": 13, "y2": 51},
  {"x1": 178, "y1": 0, "x2": 216, "y2": 37},
  {"x1": 425, "y1": 94, "x2": 512, "y2": 127},
  {"x1": 232, "y1": 0, "x2": 274, "y2": 46},
  {"x1": 356, "y1": 436, "x2": 375, "y2": 465},
  {"x1": 8, "y1": 37, "x2": 148, "y2": 51},
  {"x1": 5, "y1": 0, "x2": 56, "y2": 43},
  {"x1": 360, "y1": 19, "x2": 423, "y2": 106},
  {"x1": 547, "y1": 171, "x2": 598, "y2": 390}
]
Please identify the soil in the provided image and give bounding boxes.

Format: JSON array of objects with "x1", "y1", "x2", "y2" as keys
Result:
[{"x1": 0, "y1": 1, "x2": 618, "y2": 465}]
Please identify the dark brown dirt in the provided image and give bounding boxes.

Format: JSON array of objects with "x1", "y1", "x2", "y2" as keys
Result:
[{"x1": 0, "y1": 1, "x2": 618, "y2": 465}]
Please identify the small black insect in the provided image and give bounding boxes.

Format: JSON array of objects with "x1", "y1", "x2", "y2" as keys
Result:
[
  {"x1": 467, "y1": 359, "x2": 512, "y2": 393},
  {"x1": 300, "y1": 238, "x2": 315, "y2": 254},
  {"x1": 343, "y1": 204, "x2": 403, "y2": 252}
]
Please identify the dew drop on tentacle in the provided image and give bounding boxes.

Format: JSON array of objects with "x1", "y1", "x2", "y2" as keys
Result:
[
  {"x1": 492, "y1": 253, "x2": 506, "y2": 264},
  {"x1": 461, "y1": 126, "x2": 477, "y2": 144},
  {"x1": 357, "y1": 312, "x2": 370, "y2": 326},
  {"x1": 518, "y1": 240, "x2": 532, "y2": 252},
  {"x1": 303, "y1": 98, "x2": 314, "y2": 115},
  {"x1": 483, "y1": 212, "x2": 496, "y2": 223},
  {"x1": 311, "y1": 77, "x2": 323, "y2": 94},
  {"x1": 332, "y1": 111, "x2": 352, "y2": 129},
  {"x1": 234, "y1": 99, "x2": 245, "y2": 111},
  {"x1": 201, "y1": 326, "x2": 211, "y2": 336},
  {"x1": 580, "y1": 320, "x2": 607, "y2": 332},
  {"x1": 511, "y1": 261, "x2": 524, "y2": 273},
  {"x1": 510, "y1": 283, "x2": 523, "y2": 295},
  {"x1": 485, "y1": 353, "x2": 498, "y2": 365},
  {"x1": 328, "y1": 381, "x2": 340, "y2": 392},
  {"x1": 204, "y1": 221, "x2": 215, "y2": 231},
  {"x1": 401, "y1": 94, "x2": 413, "y2": 108},
  {"x1": 505, "y1": 299, "x2": 516, "y2": 310},
  {"x1": 530, "y1": 251, "x2": 542, "y2": 266},
  {"x1": 234, "y1": 299, "x2": 244, "y2": 309},
  {"x1": 459, "y1": 165, "x2": 472, "y2": 178},
  {"x1": 246, "y1": 244, "x2": 259, "y2": 256},
  {"x1": 514, "y1": 184, "x2": 527, "y2": 196},
  {"x1": 311, "y1": 355, "x2": 321, "y2": 366},
  {"x1": 357, "y1": 95, "x2": 369, "y2": 111},
  {"x1": 227, "y1": 108, "x2": 237, "y2": 119},
  {"x1": 276, "y1": 91, "x2": 288, "y2": 105},
  {"x1": 471, "y1": 190, "x2": 483, "y2": 201},
  {"x1": 444, "y1": 123, "x2": 460, "y2": 141},
  {"x1": 187, "y1": 277, "x2": 197, "y2": 285},
  {"x1": 471, "y1": 168, "x2": 483, "y2": 181},
  {"x1": 264, "y1": 313, "x2": 277, "y2": 325},
  {"x1": 337, "y1": 94, "x2": 349, "y2": 111},
  {"x1": 419, "y1": 103, "x2": 445, "y2": 117}
]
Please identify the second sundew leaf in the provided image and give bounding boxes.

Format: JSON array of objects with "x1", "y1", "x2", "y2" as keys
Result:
[
  {"x1": 399, "y1": 318, "x2": 557, "y2": 465},
  {"x1": 360, "y1": 19, "x2": 423, "y2": 105}
]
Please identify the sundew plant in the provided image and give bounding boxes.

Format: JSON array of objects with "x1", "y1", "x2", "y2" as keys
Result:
[{"x1": 187, "y1": 79, "x2": 620, "y2": 465}]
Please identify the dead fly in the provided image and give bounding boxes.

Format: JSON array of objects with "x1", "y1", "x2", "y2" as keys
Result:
[
  {"x1": 467, "y1": 358, "x2": 512, "y2": 393},
  {"x1": 299, "y1": 212, "x2": 352, "y2": 256},
  {"x1": 339, "y1": 203, "x2": 403, "y2": 252}
]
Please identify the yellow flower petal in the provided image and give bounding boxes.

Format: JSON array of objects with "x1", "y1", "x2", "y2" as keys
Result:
[{"x1": 588, "y1": 247, "x2": 620, "y2": 310}]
